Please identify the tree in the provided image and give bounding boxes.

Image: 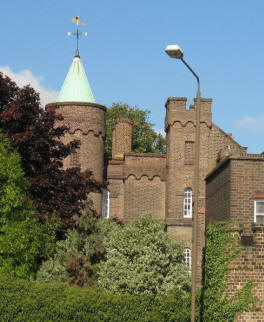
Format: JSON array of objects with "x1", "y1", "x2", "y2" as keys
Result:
[
  {"x1": 97, "y1": 214, "x2": 191, "y2": 295},
  {"x1": 0, "y1": 72, "x2": 103, "y2": 232},
  {"x1": 105, "y1": 103, "x2": 166, "y2": 160},
  {"x1": 37, "y1": 200, "x2": 105, "y2": 286},
  {"x1": 0, "y1": 135, "x2": 58, "y2": 278}
]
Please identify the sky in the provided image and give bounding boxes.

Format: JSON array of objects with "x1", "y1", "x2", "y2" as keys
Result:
[{"x1": 1, "y1": 0, "x2": 264, "y2": 153}]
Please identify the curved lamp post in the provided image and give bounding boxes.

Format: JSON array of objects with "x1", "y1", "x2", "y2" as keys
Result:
[{"x1": 165, "y1": 44, "x2": 201, "y2": 322}]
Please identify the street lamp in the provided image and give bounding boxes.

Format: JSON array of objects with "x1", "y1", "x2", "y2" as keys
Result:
[{"x1": 165, "y1": 44, "x2": 201, "y2": 322}]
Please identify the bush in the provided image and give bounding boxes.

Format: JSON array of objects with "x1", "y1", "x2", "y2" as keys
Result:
[
  {"x1": 0, "y1": 276, "x2": 192, "y2": 321},
  {"x1": 97, "y1": 213, "x2": 191, "y2": 295},
  {"x1": 37, "y1": 200, "x2": 104, "y2": 285}
]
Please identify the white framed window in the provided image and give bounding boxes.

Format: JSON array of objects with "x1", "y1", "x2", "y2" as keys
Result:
[
  {"x1": 184, "y1": 248, "x2": 191, "y2": 272},
  {"x1": 254, "y1": 199, "x2": 264, "y2": 224},
  {"x1": 102, "y1": 189, "x2": 110, "y2": 218},
  {"x1": 183, "y1": 188, "x2": 192, "y2": 218}
]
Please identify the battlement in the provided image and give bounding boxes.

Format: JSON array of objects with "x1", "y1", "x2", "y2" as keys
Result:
[{"x1": 165, "y1": 97, "x2": 212, "y2": 132}]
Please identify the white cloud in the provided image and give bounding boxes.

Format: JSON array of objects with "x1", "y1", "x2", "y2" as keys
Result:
[
  {"x1": 233, "y1": 116, "x2": 264, "y2": 132},
  {"x1": 0, "y1": 66, "x2": 58, "y2": 107}
]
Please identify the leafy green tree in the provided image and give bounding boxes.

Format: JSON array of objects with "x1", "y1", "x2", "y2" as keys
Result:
[
  {"x1": 37, "y1": 200, "x2": 105, "y2": 286},
  {"x1": 105, "y1": 103, "x2": 166, "y2": 159},
  {"x1": 97, "y1": 213, "x2": 191, "y2": 295},
  {"x1": 0, "y1": 135, "x2": 58, "y2": 278}
]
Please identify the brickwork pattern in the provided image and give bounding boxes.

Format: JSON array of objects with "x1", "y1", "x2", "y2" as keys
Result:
[
  {"x1": 229, "y1": 226, "x2": 264, "y2": 321},
  {"x1": 206, "y1": 156, "x2": 264, "y2": 225},
  {"x1": 165, "y1": 98, "x2": 212, "y2": 282},
  {"x1": 230, "y1": 158, "x2": 264, "y2": 225},
  {"x1": 124, "y1": 175, "x2": 165, "y2": 222},
  {"x1": 49, "y1": 102, "x2": 106, "y2": 214},
  {"x1": 205, "y1": 156, "x2": 264, "y2": 320},
  {"x1": 112, "y1": 118, "x2": 133, "y2": 160},
  {"x1": 208, "y1": 124, "x2": 245, "y2": 169},
  {"x1": 206, "y1": 161, "x2": 231, "y2": 225}
]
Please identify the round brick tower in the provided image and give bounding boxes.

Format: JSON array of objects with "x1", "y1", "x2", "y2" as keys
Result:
[{"x1": 47, "y1": 52, "x2": 106, "y2": 214}]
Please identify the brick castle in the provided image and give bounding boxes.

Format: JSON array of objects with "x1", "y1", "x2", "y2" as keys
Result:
[{"x1": 48, "y1": 53, "x2": 263, "y2": 320}]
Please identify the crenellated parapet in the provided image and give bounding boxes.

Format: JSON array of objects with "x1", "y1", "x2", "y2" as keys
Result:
[
  {"x1": 165, "y1": 97, "x2": 212, "y2": 132},
  {"x1": 108, "y1": 153, "x2": 166, "y2": 180}
]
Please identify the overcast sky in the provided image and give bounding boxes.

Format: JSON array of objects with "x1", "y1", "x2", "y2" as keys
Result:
[{"x1": 1, "y1": 0, "x2": 264, "y2": 153}]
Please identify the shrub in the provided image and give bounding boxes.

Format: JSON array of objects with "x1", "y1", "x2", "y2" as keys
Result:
[
  {"x1": 97, "y1": 213, "x2": 191, "y2": 295},
  {"x1": 37, "y1": 200, "x2": 104, "y2": 285},
  {"x1": 0, "y1": 276, "x2": 192, "y2": 321}
]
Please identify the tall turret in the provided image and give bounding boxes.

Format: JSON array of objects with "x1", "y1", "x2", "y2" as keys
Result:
[
  {"x1": 47, "y1": 53, "x2": 106, "y2": 214},
  {"x1": 165, "y1": 97, "x2": 212, "y2": 282}
]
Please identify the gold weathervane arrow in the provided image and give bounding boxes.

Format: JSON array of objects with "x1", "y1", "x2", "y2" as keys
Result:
[
  {"x1": 68, "y1": 16, "x2": 87, "y2": 57},
  {"x1": 72, "y1": 16, "x2": 86, "y2": 26}
]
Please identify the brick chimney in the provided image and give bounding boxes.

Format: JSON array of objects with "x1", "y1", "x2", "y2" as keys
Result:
[{"x1": 112, "y1": 118, "x2": 133, "y2": 160}]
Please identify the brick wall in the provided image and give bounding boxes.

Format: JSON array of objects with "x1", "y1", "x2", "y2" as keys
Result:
[
  {"x1": 206, "y1": 159, "x2": 231, "y2": 225},
  {"x1": 107, "y1": 153, "x2": 166, "y2": 223},
  {"x1": 124, "y1": 175, "x2": 165, "y2": 222},
  {"x1": 205, "y1": 155, "x2": 264, "y2": 320},
  {"x1": 48, "y1": 102, "x2": 106, "y2": 214},
  {"x1": 229, "y1": 226, "x2": 264, "y2": 321},
  {"x1": 230, "y1": 157, "x2": 264, "y2": 225}
]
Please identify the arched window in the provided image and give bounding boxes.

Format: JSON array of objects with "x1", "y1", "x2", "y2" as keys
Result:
[
  {"x1": 102, "y1": 189, "x2": 110, "y2": 218},
  {"x1": 183, "y1": 188, "x2": 192, "y2": 218},
  {"x1": 184, "y1": 248, "x2": 191, "y2": 272}
]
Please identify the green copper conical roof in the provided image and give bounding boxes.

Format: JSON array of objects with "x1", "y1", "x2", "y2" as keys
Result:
[{"x1": 56, "y1": 56, "x2": 95, "y2": 103}]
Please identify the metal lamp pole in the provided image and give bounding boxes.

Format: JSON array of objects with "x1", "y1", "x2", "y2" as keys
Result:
[{"x1": 165, "y1": 45, "x2": 201, "y2": 322}]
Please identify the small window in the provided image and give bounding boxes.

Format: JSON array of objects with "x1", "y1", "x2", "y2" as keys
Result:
[
  {"x1": 184, "y1": 248, "x2": 191, "y2": 272},
  {"x1": 183, "y1": 188, "x2": 192, "y2": 218},
  {"x1": 70, "y1": 151, "x2": 80, "y2": 167},
  {"x1": 102, "y1": 189, "x2": 110, "y2": 218},
  {"x1": 254, "y1": 199, "x2": 264, "y2": 224},
  {"x1": 184, "y1": 141, "x2": 194, "y2": 164}
]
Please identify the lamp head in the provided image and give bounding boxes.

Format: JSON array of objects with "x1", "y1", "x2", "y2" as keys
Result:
[{"x1": 165, "y1": 45, "x2": 183, "y2": 59}]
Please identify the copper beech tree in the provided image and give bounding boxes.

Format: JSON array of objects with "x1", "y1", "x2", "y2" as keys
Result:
[{"x1": 0, "y1": 72, "x2": 103, "y2": 232}]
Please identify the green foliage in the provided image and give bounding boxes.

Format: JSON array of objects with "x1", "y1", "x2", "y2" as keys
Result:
[
  {"x1": 0, "y1": 276, "x2": 192, "y2": 321},
  {"x1": 202, "y1": 221, "x2": 257, "y2": 321},
  {"x1": 97, "y1": 213, "x2": 191, "y2": 295},
  {"x1": 37, "y1": 200, "x2": 104, "y2": 285},
  {"x1": 0, "y1": 135, "x2": 58, "y2": 278},
  {"x1": 105, "y1": 102, "x2": 166, "y2": 159}
]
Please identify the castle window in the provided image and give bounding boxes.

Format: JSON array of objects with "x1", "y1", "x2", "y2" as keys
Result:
[
  {"x1": 70, "y1": 151, "x2": 80, "y2": 167},
  {"x1": 183, "y1": 188, "x2": 192, "y2": 218},
  {"x1": 184, "y1": 248, "x2": 191, "y2": 272},
  {"x1": 102, "y1": 189, "x2": 110, "y2": 218},
  {"x1": 184, "y1": 141, "x2": 194, "y2": 164},
  {"x1": 254, "y1": 199, "x2": 264, "y2": 224}
]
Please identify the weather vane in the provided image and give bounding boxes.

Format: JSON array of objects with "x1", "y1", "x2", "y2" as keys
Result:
[{"x1": 68, "y1": 16, "x2": 88, "y2": 58}]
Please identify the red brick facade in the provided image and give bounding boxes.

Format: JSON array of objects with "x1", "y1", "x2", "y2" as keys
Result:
[
  {"x1": 52, "y1": 97, "x2": 264, "y2": 313},
  {"x1": 206, "y1": 155, "x2": 264, "y2": 320},
  {"x1": 47, "y1": 101, "x2": 106, "y2": 213}
]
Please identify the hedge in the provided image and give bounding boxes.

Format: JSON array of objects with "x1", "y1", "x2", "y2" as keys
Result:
[{"x1": 0, "y1": 276, "x2": 192, "y2": 321}]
